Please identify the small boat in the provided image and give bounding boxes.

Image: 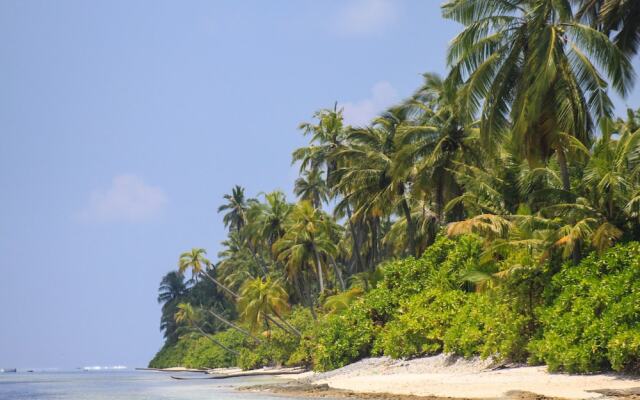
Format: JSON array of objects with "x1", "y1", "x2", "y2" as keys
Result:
[{"x1": 0, "y1": 368, "x2": 17, "y2": 373}]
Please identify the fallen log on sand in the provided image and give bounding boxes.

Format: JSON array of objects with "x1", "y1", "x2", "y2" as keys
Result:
[{"x1": 170, "y1": 368, "x2": 307, "y2": 380}]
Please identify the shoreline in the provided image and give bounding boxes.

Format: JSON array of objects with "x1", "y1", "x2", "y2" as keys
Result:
[
  {"x1": 239, "y1": 382, "x2": 564, "y2": 400},
  {"x1": 238, "y1": 355, "x2": 640, "y2": 400}
]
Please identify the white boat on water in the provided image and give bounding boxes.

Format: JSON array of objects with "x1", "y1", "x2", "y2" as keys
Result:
[{"x1": 0, "y1": 368, "x2": 17, "y2": 373}]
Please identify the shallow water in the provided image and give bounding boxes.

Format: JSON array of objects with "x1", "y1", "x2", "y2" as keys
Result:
[{"x1": 0, "y1": 370, "x2": 295, "y2": 400}]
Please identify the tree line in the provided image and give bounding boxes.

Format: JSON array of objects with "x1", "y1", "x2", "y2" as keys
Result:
[{"x1": 151, "y1": 0, "x2": 640, "y2": 372}]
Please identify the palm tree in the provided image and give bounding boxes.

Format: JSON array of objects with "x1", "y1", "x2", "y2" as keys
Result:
[
  {"x1": 178, "y1": 248, "x2": 238, "y2": 299},
  {"x1": 255, "y1": 191, "x2": 291, "y2": 248},
  {"x1": 157, "y1": 271, "x2": 190, "y2": 305},
  {"x1": 397, "y1": 72, "x2": 478, "y2": 223},
  {"x1": 294, "y1": 168, "x2": 329, "y2": 209},
  {"x1": 157, "y1": 271, "x2": 191, "y2": 344},
  {"x1": 294, "y1": 105, "x2": 368, "y2": 272},
  {"x1": 542, "y1": 123, "x2": 640, "y2": 258},
  {"x1": 273, "y1": 201, "x2": 340, "y2": 316},
  {"x1": 322, "y1": 288, "x2": 364, "y2": 315},
  {"x1": 443, "y1": 0, "x2": 635, "y2": 191},
  {"x1": 174, "y1": 303, "x2": 239, "y2": 355},
  {"x1": 334, "y1": 109, "x2": 419, "y2": 257},
  {"x1": 576, "y1": 0, "x2": 640, "y2": 56},
  {"x1": 293, "y1": 104, "x2": 346, "y2": 186},
  {"x1": 237, "y1": 277, "x2": 299, "y2": 336},
  {"x1": 218, "y1": 185, "x2": 251, "y2": 233},
  {"x1": 216, "y1": 232, "x2": 260, "y2": 292}
]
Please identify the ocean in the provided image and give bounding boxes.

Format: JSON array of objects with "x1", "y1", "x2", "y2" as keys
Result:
[{"x1": 0, "y1": 369, "x2": 294, "y2": 400}]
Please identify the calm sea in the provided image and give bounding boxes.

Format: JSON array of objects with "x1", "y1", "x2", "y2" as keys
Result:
[{"x1": 0, "y1": 370, "x2": 296, "y2": 400}]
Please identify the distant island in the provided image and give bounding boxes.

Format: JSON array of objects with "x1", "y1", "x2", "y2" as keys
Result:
[{"x1": 149, "y1": 1, "x2": 640, "y2": 398}]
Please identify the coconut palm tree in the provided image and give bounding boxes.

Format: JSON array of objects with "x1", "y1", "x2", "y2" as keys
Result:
[
  {"x1": 216, "y1": 232, "x2": 260, "y2": 292},
  {"x1": 293, "y1": 104, "x2": 346, "y2": 186},
  {"x1": 218, "y1": 185, "x2": 252, "y2": 233},
  {"x1": 576, "y1": 0, "x2": 640, "y2": 56},
  {"x1": 174, "y1": 303, "x2": 239, "y2": 355},
  {"x1": 294, "y1": 168, "x2": 329, "y2": 209},
  {"x1": 273, "y1": 201, "x2": 339, "y2": 316},
  {"x1": 255, "y1": 191, "x2": 291, "y2": 248},
  {"x1": 334, "y1": 109, "x2": 419, "y2": 257},
  {"x1": 443, "y1": 0, "x2": 635, "y2": 191},
  {"x1": 157, "y1": 271, "x2": 191, "y2": 344},
  {"x1": 157, "y1": 271, "x2": 190, "y2": 305},
  {"x1": 237, "y1": 277, "x2": 299, "y2": 336},
  {"x1": 396, "y1": 72, "x2": 479, "y2": 223},
  {"x1": 542, "y1": 123, "x2": 640, "y2": 258},
  {"x1": 322, "y1": 287, "x2": 364, "y2": 315},
  {"x1": 294, "y1": 105, "x2": 368, "y2": 273},
  {"x1": 178, "y1": 248, "x2": 238, "y2": 299}
]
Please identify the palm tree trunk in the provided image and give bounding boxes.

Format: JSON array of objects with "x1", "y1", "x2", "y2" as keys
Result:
[
  {"x1": 370, "y1": 218, "x2": 378, "y2": 269},
  {"x1": 194, "y1": 325, "x2": 239, "y2": 355},
  {"x1": 346, "y1": 204, "x2": 365, "y2": 273},
  {"x1": 400, "y1": 197, "x2": 417, "y2": 257},
  {"x1": 329, "y1": 255, "x2": 346, "y2": 291},
  {"x1": 313, "y1": 250, "x2": 325, "y2": 293},
  {"x1": 556, "y1": 150, "x2": 571, "y2": 191},
  {"x1": 247, "y1": 243, "x2": 269, "y2": 277},
  {"x1": 270, "y1": 307, "x2": 302, "y2": 337},
  {"x1": 201, "y1": 271, "x2": 239, "y2": 299},
  {"x1": 202, "y1": 273, "x2": 297, "y2": 337},
  {"x1": 435, "y1": 180, "x2": 445, "y2": 222},
  {"x1": 205, "y1": 309, "x2": 262, "y2": 343},
  {"x1": 301, "y1": 271, "x2": 317, "y2": 320},
  {"x1": 263, "y1": 314, "x2": 298, "y2": 336}
]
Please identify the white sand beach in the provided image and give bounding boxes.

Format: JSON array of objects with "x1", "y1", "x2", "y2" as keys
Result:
[{"x1": 303, "y1": 356, "x2": 640, "y2": 399}]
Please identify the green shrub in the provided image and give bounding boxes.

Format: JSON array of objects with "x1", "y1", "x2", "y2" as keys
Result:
[
  {"x1": 237, "y1": 346, "x2": 271, "y2": 370},
  {"x1": 307, "y1": 234, "x2": 483, "y2": 368},
  {"x1": 529, "y1": 242, "x2": 640, "y2": 373},
  {"x1": 237, "y1": 307, "x2": 316, "y2": 370},
  {"x1": 312, "y1": 301, "x2": 377, "y2": 371},
  {"x1": 148, "y1": 337, "x2": 194, "y2": 368},
  {"x1": 182, "y1": 329, "x2": 245, "y2": 368},
  {"x1": 607, "y1": 329, "x2": 640, "y2": 372},
  {"x1": 148, "y1": 329, "x2": 245, "y2": 369},
  {"x1": 285, "y1": 308, "x2": 317, "y2": 367},
  {"x1": 373, "y1": 289, "x2": 467, "y2": 358},
  {"x1": 379, "y1": 235, "x2": 482, "y2": 300},
  {"x1": 443, "y1": 292, "x2": 529, "y2": 361}
]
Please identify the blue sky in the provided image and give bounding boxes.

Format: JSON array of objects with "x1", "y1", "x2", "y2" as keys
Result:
[{"x1": 1, "y1": 1, "x2": 639, "y2": 369}]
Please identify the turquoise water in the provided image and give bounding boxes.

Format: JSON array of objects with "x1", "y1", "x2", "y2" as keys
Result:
[{"x1": 0, "y1": 370, "x2": 294, "y2": 400}]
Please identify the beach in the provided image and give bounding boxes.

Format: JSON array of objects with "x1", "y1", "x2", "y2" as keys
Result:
[{"x1": 242, "y1": 355, "x2": 640, "y2": 400}]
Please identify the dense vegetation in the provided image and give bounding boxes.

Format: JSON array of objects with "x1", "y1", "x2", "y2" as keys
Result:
[{"x1": 149, "y1": 0, "x2": 640, "y2": 374}]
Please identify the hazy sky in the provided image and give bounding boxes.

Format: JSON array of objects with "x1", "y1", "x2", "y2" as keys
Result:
[{"x1": 1, "y1": 1, "x2": 639, "y2": 369}]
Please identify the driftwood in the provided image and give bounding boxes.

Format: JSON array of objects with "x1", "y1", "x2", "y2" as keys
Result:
[{"x1": 170, "y1": 368, "x2": 307, "y2": 380}]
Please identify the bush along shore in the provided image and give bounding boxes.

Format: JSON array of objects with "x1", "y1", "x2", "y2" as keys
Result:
[
  {"x1": 150, "y1": 236, "x2": 640, "y2": 374},
  {"x1": 150, "y1": 0, "x2": 640, "y2": 378}
]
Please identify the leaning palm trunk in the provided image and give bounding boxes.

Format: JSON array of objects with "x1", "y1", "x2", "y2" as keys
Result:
[
  {"x1": 201, "y1": 270, "x2": 238, "y2": 299},
  {"x1": 204, "y1": 272, "x2": 299, "y2": 336},
  {"x1": 261, "y1": 311, "x2": 295, "y2": 336},
  {"x1": 205, "y1": 309, "x2": 262, "y2": 343},
  {"x1": 247, "y1": 243, "x2": 269, "y2": 277},
  {"x1": 193, "y1": 325, "x2": 239, "y2": 355},
  {"x1": 269, "y1": 307, "x2": 302, "y2": 337}
]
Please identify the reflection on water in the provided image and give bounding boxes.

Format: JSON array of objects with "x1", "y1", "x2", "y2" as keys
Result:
[{"x1": 0, "y1": 370, "x2": 292, "y2": 400}]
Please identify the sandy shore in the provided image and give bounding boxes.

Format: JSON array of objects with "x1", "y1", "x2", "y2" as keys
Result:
[{"x1": 247, "y1": 355, "x2": 640, "y2": 400}]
